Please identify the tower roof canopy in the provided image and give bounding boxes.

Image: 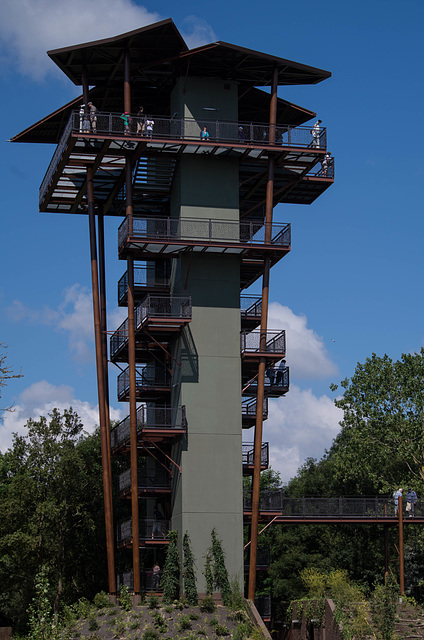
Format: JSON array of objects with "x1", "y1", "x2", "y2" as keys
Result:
[
  {"x1": 47, "y1": 19, "x2": 188, "y2": 86},
  {"x1": 47, "y1": 19, "x2": 330, "y2": 88}
]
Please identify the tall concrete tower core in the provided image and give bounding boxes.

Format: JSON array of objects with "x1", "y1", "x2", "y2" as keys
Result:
[{"x1": 11, "y1": 19, "x2": 333, "y2": 603}]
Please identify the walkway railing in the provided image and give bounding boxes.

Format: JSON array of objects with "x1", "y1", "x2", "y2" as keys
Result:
[
  {"x1": 118, "y1": 263, "x2": 171, "y2": 303},
  {"x1": 118, "y1": 216, "x2": 291, "y2": 250},
  {"x1": 117, "y1": 366, "x2": 170, "y2": 398},
  {"x1": 117, "y1": 569, "x2": 163, "y2": 592},
  {"x1": 241, "y1": 295, "x2": 262, "y2": 318},
  {"x1": 242, "y1": 442, "x2": 269, "y2": 467},
  {"x1": 117, "y1": 517, "x2": 170, "y2": 543},
  {"x1": 110, "y1": 405, "x2": 187, "y2": 449},
  {"x1": 244, "y1": 491, "x2": 424, "y2": 518},
  {"x1": 110, "y1": 295, "x2": 192, "y2": 358},
  {"x1": 242, "y1": 396, "x2": 268, "y2": 420},
  {"x1": 70, "y1": 110, "x2": 327, "y2": 149},
  {"x1": 241, "y1": 330, "x2": 286, "y2": 355},
  {"x1": 118, "y1": 466, "x2": 171, "y2": 493}
]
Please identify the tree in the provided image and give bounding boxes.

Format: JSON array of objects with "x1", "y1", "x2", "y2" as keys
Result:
[
  {"x1": 0, "y1": 343, "x2": 22, "y2": 421},
  {"x1": 0, "y1": 409, "x2": 107, "y2": 630},
  {"x1": 183, "y1": 532, "x2": 198, "y2": 605},
  {"x1": 329, "y1": 349, "x2": 424, "y2": 493},
  {"x1": 161, "y1": 530, "x2": 180, "y2": 603}
]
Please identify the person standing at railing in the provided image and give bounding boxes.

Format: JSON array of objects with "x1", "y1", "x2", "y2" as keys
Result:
[
  {"x1": 311, "y1": 119, "x2": 322, "y2": 148},
  {"x1": 136, "y1": 106, "x2": 146, "y2": 136},
  {"x1": 406, "y1": 487, "x2": 417, "y2": 517},
  {"x1": 201, "y1": 126, "x2": 210, "y2": 140},
  {"x1": 146, "y1": 117, "x2": 154, "y2": 138},
  {"x1": 238, "y1": 126, "x2": 245, "y2": 142},
  {"x1": 120, "y1": 111, "x2": 131, "y2": 135},
  {"x1": 393, "y1": 487, "x2": 403, "y2": 516},
  {"x1": 276, "y1": 360, "x2": 287, "y2": 385},
  {"x1": 152, "y1": 562, "x2": 161, "y2": 590},
  {"x1": 88, "y1": 102, "x2": 97, "y2": 133},
  {"x1": 321, "y1": 151, "x2": 331, "y2": 176}
]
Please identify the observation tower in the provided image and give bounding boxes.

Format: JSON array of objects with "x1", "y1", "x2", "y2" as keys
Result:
[{"x1": 11, "y1": 19, "x2": 334, "y2": 602}]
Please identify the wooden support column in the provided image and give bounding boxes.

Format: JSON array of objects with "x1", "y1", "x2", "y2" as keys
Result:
[
  {"x1": 124, "y1": 48, "x2": 131, "y2": 114},
  {"x1": 125, "y1": 157, "x2": 140, "y2": 594},
  {"x1": 248, "y1": 66, "x2": 279, "y2": 601},
  {"x1": 98, "y1": 210, "x2": 113, "y2": 511},
  {"x1": 398, "y1": 495, "x2": 404, "y2": 595},
  {"x1": 87, "y1": 167, "x2": 116, "y2": 594},
  {"x1": 384, "y1": 525, "x2": 389, "y2": 579}
]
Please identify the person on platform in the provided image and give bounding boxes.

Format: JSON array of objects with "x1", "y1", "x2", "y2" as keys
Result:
[
  {"x1": 120, "y1": 112, "x2": 131, "y2": 135},
  {"x1": 393, "y1": 487, "x2": 403, "y2": 517},
  {"x1": 88, "y1": 102, "x2": 97, "y2": 133},
  {"x1": 311, "y1": 119, "x2": 322, "y2": 148},
  {"x1": 152, "y1": 562, "x2": 161, "y2": 590},
  {"x1": 406, "y1": 487, "x2": 417, "y2": 517},
  {"x1": 201, "y1": 126, "x2": 210, "y2": 141}
]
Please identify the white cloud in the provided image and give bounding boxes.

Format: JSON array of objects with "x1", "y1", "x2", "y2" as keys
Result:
[
  {"x1": 263, "y1": 384, "x2": 343, "y2": 482},
  {"x1": 0, "y1": 0, "x2": 216, "y2": 80},
  {"x1": 180, "y1": 16, "x2": 217, "y2": 49},
  {"x1": 268, "y1": 302, "x2": 338, "y2": 380},
  {"x1": 0, "y1": 380, "x2": 123, "y2": 452},
  {"x1": 7, "y1": 284, "x2": 127, "y2": 363}
]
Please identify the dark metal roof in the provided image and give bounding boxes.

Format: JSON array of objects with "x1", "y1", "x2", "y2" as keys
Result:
[
  {"x1": 47, "y1": 19, "x2": 188, "y2": 86},
  {"x1": 47, "y1": 19, "x2": 330, "y2": 88}
]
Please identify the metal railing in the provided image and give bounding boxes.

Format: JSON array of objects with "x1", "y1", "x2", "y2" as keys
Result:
[
  {"x1": 240, "y1": 330, "x2": 286, "y2": 355},
  {"x1": 242, "y1": 397, "x2": 268, "y2": 420},
  {"x1": 110, "y1": 405, "x2": 187, "y2": 449},
  {"x1": 117, "y1": 366, "x2": 170, "y2": 398},
  {"x1": 243, "y1": 491, "x2": 424, "y2": 517},
  {"x1": 69, "y1": 110, "x2": 326, "y2": 149},
  {"x1": 242, "y1": 442, "x2": 269, "y2": 467},
  {"x1": 244, "y1": 546, "x2": 270, "y2": 569},
  {"x1": 240, "y1": 295, "x2": 262, "y2": 318},
  {"x1": 117, "y1": 570, "x2": 163, "y2": 592},
  {"x1": 243, "y1": 365, "x2": 289, "y2": 394},
  {"x1": 118, "y1": 263, "x2": 171, "y2": 303},
  {"x1": 118, "y1": 216, "x2": 291, "y2": 250},
  {"x1": 117, "y1": 517, "x2": 170, "y2": 543},
  {"x1": 110, "y1": 295, "x2": 192, "y2": 358},
  {"x1": 39, "y1": 114, "x2": 73, "y2": 205},
  {"x1": 118, "y1": 466, "x2": 171, "y2": 492}
]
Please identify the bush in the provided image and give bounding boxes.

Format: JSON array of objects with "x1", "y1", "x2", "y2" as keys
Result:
[
  {"x1": 93, "y1": 591, "x2": 111, "y2": 609},
  {"x1": 142, "y1": 626, "x2": 160, "y2": 640},
  {"x1": 371, "y1": 574, "x2": 400, "y2": 640},
  {"x1": 215, "y1": 624, "x2": 230, "y2": 636},
  {"x1": 87, "y1": 617, "x2": 99, "y2": 631},
  {"x1": 148, "y1": 594, "x2": 159, "y2": 609},
  {"x1": 119, "y1": 585, "x2": 132, "y2": 611},
  {"x1": 177, "y1": 614, "x2": 192, "y2": 631},
  {"x1": 199, "y1": 596, "x2": 216, "y2": 613}
]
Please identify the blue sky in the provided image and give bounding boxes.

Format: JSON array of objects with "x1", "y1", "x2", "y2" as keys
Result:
[{"x1": 1, "y1": 0, "x2": 423, "y2": 481}]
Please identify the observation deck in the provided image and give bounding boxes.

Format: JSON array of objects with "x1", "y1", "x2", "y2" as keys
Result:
[
  {"x1": 110, "y1": 294, "x2": 191, "y2": 363},
  {"x1": 110, "y1": 405, "x2": 187, "y2": 452},
  {"x1": 117, "y1": 518, "x2": 170, "y2": 547},
  {"x1": 242, "y1": 365, "x2": 289, "y2": 398},
  {"x1": 118, "y1": 261, "x2": 172, "y2": 305},
  {"x1": 242, "y1": 397, "x2": 269, "y2": 428},
  {"x1": 242, "y1": 442, "x2": 269, "y2": 474},
  {"x1": 38, "y1": 111, "x2": 334, "y2": 216},
  {"x1": 117, "y1": 366, "x2": 171, "y2": 402},
  {"x1": 118, "y1": 466, "x2": 171, "y2": 497}
]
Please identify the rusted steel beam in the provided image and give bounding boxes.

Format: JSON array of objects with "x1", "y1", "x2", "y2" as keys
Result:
[
  {"x1": 87, "y1": 166, "x2": 116, "y2": 595},
  {"x1": 398, "y1": 495, "x2": 404, "y2": 595},
  {"x1": 248, "y1": 66, "x2": 278, "y2": 602}
]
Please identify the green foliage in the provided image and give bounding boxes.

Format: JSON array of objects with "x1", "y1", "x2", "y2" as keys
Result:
[
  {"x1": 27, "y1": 566, "x2": 60, "y2": 640},
  {"x1": 93, "y1": 591, "x2": 110, "y2": 609},
  {"x1": 152, "y1": 610, "x2": 168, "y2": 632},
  {"x1": 183, "y1": 532, "x2": 198, "y2": 605},
  {"x1": 87, "y1": 616, "x2": 99, "y2": 631},
  {"x1": 162, "y1": 530, "x2": 180, "y2": 604},
  {"x1": 0, "y1": 409, "x2": 107, "y2": 631},
  {"x1": 210, "y1": 529, "x2": 231, "y2": 605},
  {"x1": 370, "y1": 574, "x2": 400, "y2": 640},
  {"x1": 148, "y1": 594, "x2": 159, "y2": 609},
  {"x1": 119, "y1": 585, "x2": 132, "y2": 611},
  {"x1": 176, "y1": 613, "x2": 192, "y2": 631},
  {"x1": 114, "y1": 616, "x2": 128, "y2": 636},
  {"x1": 330, "y1": 349, "x2": 424, "y2": 492},
  {"x1": 142, "y1": 625, "x2": 160, "y2": 640},
  {"x1": 204, "y1": 553, "x2": 214, "y2": 597},
  {"x1": 232, "y1": 621, "x2": 253, "y2": 640},
  {"x1": 215, "y1": 624, "x2": 230, "y2": 636},
  {"x1": 199, "y1": 596, "x2": 216, "y2": 613}
]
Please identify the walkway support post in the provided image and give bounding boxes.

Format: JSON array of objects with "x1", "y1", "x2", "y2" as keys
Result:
[
  {"x1": 248, "y1": 66, "x2": 278, "y2": 602},
  {"x1": 87, "y1": 167, "x2": 116, "y2": 595},
  {"x1": 398, "y1": 495, "x2": 404, "y2": 595}
]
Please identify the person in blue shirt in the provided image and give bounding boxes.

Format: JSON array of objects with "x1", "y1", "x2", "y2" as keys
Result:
[
  {"x1": 406, "y1": 487, "x2": 418, "y2": 517},
  {"x1": 201, "y1": 126, "x2": 210, "y2": 141}
]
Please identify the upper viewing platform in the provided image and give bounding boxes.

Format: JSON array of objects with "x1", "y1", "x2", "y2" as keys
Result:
[
  {"x1": 11, "y1": 19, "x2": 334, "y2": 216},
  {"x1": 36, "y1": 111, "x2": 333, "y2": 215}
]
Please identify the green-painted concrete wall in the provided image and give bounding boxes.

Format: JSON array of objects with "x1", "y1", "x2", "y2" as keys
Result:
[{"x1": 169, "y1": 78, "x2": 244, "y2": 592}]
